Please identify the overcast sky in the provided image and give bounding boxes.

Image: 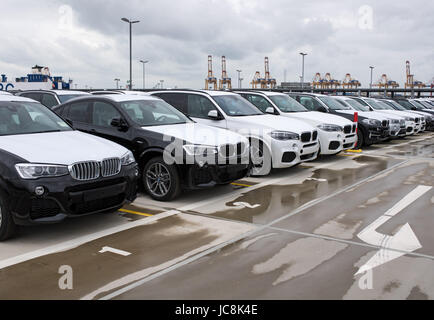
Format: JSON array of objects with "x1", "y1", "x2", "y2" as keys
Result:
[{"x1": 1, "y1": 0, "x2": 433, "y2": 89}]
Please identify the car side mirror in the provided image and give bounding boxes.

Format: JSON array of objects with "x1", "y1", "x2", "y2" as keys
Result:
[
  {"x1": 208, "y1": 110, "x2": 221, "y2": 120},
  {"x1": 265, "y1": 107, "x2": 275, "y2": 115},
  {"x1": 411, "y1": 106, "x2": 417, "y2": 110},
  {"x1": 318, "y1": 106, "x2": 328, "y2": 113},
  {"x1": 111, "y1": 118, "x2": 129, "y2": 130}
]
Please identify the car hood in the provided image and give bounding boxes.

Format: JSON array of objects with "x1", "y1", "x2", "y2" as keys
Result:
[
  {"x1": 0, "y1": 131, "x2": 129, "y2": 165},
  {"x1": 227, "y1": 114, "x2": 316, "y2": 133},
  {"x1": 371, "y1": 110, "x2": 407, "y2": 120},
  {"x1": 334, "y1": 109, "x2": 383, "y2": 121},
  {"x1": 143, "y1": 123, "x2": 249, "y2": 147},
  {"x1": 283, "y1": 111, "x2": 353, "y2": 126}
]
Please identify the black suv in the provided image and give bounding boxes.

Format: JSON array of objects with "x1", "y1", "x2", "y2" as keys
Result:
[
  {"x1": 53, "y1": 95, "x2": 250, "y2": 201},
  {"x1": 17, "y1": 90, "x2": 90, "y2": 108}
]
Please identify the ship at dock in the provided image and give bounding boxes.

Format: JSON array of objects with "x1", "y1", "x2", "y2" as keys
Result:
[{"x1": 0, "y1": 65, "x2": 72, "y2": 92}]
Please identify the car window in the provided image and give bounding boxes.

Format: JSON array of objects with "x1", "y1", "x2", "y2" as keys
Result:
[
  {"x1": 352, "y1": 98, "x2": 370, "y2": 107},
  {"x1": 319, "y1": 96, "x2": 350, "y2": 110},
  {"x1": 0, "y1": 101, "x2": 72, "y2": 136},
  {"x1": 68, "y1": 101, "x2": 90, "y2": 123},
  {"x1": 187, "y1": 94, "x2": 218, "y2": 118},
  {"x1": 298, "y1": 96, "x2": 323, "y2": 111},
  {"x1": 20, "y1": 92, "x2": 42, "y2": 102},
  {"x1": 269, "y1": 95, "x2": 308, "y2": 112},
  {"x1": 119, "y1": 99, "x2": 191, "y2": 126},
  {"x1": 212, "y1": 95, "x2": 263, "y2": 116},
  {"x1": 41, "y1": 93, "x2": 59, "y2": 108},
  {"x1": 245, "y1": 95, "x2": 273, "y2": 113},
  {"x1": 154, "y1": 93, "x2": 188, "y2": 114},
  {"x1": 58, "y1": 94, "x2": 88, "y2": 104},
  {"x1": 345, "y1": 99, "x2": 370, "y2": 111},
  {"x1": 92, "y1": 101, "x2": 122, "y2": 127}
]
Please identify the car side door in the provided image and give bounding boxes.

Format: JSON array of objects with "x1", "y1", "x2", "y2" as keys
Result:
[
  {"x1": 61, "y1": 100, "x2": 93, "y2": 133},
  {"x1": 297, "y1": 96, "x2": 328, "y2": 113},
  {"x1": 186, "y1": 94, "x2": 227, "y2": 129},
  {"x1": 89, "y1": 100, "x2": 134, "y2": 151},
  {"x1": 242, "y1": 94, "x2": 277, "y2": 114}
]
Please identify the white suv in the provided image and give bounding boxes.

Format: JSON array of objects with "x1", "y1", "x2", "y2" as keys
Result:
[
  {"x1": 151, "y1": 90, "x2": 320, "y2": 176},
  {"x1": 236, "y1": 91, "x2": 355, "y2": 155}
]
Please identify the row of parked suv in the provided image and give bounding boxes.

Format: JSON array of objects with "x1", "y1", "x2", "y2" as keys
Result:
[{"x1": 0, "y1": 89, "x2": 433, "y2": 240}]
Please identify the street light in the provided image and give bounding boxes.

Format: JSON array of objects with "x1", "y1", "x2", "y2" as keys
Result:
[
  {"x1": 160, "y1": 80, "x2": 164, "y2": 89},
  {"x1": 300, "y1": 53, "x2": 308, "y2": 90},
  {"x1": 121, "y1": 17, "x2": 140, "y2": 90},
  {"x1": 369, "y1": 66, "x2": 374, "y2": 89},
  {"x1": 114, "y1": 78, "x2": 120, "y2": 89},
  {"x1": 236, "y1": 70, "x2": 242, "y2": 88},
  {"x1": 139, "y1": 60, "x2": 149, "y2": 90}
]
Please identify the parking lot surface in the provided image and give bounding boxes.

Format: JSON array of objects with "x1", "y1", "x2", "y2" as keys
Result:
[{"x1": 0, "y1": 132, "x2": 433, "y2": 300}]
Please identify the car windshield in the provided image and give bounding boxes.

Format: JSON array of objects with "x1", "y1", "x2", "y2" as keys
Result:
[
  {"x1": 345, "y1": 99, "x2": 370, "y2": 111},
  {"x1": 213, "y1": 95, "x2": 263, "y2": 116},
  {"x1": 319, "y1": 96, "x2": 351, "y2": 110},
  {"x1": 375, "y1": 100, "x2": 395, "y2": 110},
  {"x1": 412, "y1": 101, "x2": 428, "y2": 110},
  {"x1": 58, "y1": 94, "x2": 89, "y2": 103},
  {"x1": 384, "y1": 100, "x2": 406, "y2": 111},
  {"x1": 394, "y1": 100, "x2": 414, "y2": 110},
  {"x1": 119, "y1": 99, "x2": 192, "y2": 126},
  {"x1": 418, "y1": 101, "x2": 434, "y2": 109},
  {"x1": 366, "y1": 99, "x2": 389, "y2": 110},
  {"x1": 0, "y1": 101, "x2": 72, "y2": 136},
  {"x1": 269, "y1": 95, "x2": 308, "y2": 112}
]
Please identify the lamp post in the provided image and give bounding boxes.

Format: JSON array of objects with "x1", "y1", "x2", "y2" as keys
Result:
[
  {"x1": 300, "y1": 52, "x2": 307, "y2": 90},
  {"x1": 114, "y1": 78, "x2": 120, "y2": 89},
  {"x1": 236, "y1": 70, "x2": 242, "y2": 88},
  {"x1": 160, "y1": 80, "x2": 164, "y2": 89},
  {"x1": 139, "y1": 60, "x2": 149, "y2": 90},
  {"x1": 121, "y1": 18, "x2": 140, "y2": 90},
  {"x1": 369, "y1": 66, "x2": 374, "y2": 89}
]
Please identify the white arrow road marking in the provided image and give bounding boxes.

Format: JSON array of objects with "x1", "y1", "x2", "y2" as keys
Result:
[
  {"x1": 99, "y1": 246, "x2": 132, "y2": 257},
  {"x1": 306, "y1": 177, "x2": 327, "y2": 182},
  {"x1": 356, "y1": 185, "x2": 432, "y2": 275},
  {"x1": 233, "y1": 202, "x2": 261, "y2": 209}
]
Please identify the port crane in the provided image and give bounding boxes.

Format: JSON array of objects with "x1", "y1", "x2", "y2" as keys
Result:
[
  {"x1": 219, "y1": 56, "x2": 232, "y2": 90},
  {"x1": 251, "y1": 71, "x2": 262, "y2": 88},
  {"x1": 373, "y1": 74, "x2": 399, "y2": 89},
  {"x1": 323, "y1": 73, "x2": 341, "y2": 89},
  {"x1": 261, "y1": 57, "x2": 277, "y2": 89},
  {"x1": 405, "y1": 60, "x2": 425, "y2": 89},
  {"x1": 342, "y1": 73, "x2": 361, "y2": 89},
  {"x1": 205, "y1": 55, "x2": 218, "y2": 90},
  {"x1": 312, "y1": 73, "x2": 323, "y2": 89}
]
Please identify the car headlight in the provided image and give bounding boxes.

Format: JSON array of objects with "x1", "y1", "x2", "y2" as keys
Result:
[
  {"x1": 121, "y1": 151, "x2": 136, "y2": 166},
  {"x1": 269, "y1": 131, "x2": 299, "y2": 140},
  {"x1": 317, "y1": 124, "x2": 343, "y2": 132},
  {"x1": 15, "y1": 164, "x2": 69, "y2": 179},
  {"x1": 362, "y1": 119, "x2": 381, "y2": 126},
  {"x1": 183, "y1": 145, "x2": 218, "y2": 156}
]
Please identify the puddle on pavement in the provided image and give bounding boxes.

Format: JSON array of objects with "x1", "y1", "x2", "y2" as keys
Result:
[
  {"x1": 387, "y1": 140, "x2": 434, "y2": 158},
  {"x1": 196, "y1": 156, "x2": 397, "y2": 224}
]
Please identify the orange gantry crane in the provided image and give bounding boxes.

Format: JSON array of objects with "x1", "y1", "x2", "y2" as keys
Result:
[
  {"x1": 373, "y1": 74, "x2": 399, "y2": 89},
  {"x1": 342, "y1": 73, "x2": 361, "y2": 88},
  {"x1": 312, "y1": 73, "x2": 323, "y2": 89},
  {"x1": 324, "y1": 73, "x2": 341, "y2": 88},
  {"x1": 219, "y1": 56, "x2": 232, "y2": 90},
  {"x1": 262, "y1": 57, "x2": 277, "y2": 89},
  {"x1": 251, "y1": 71, "x2": 262, "y2": 88},
  {"x1": 405, "y1": 60, "x2": 426, "y2": 89},
  {"x1": 205, "y1": 55, "x2": 218, "y2": 90}
]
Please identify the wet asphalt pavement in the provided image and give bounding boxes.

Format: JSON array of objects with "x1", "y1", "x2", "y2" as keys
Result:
[{"x1": 0, "y1": 132, "x2": 433, "y2": 300}]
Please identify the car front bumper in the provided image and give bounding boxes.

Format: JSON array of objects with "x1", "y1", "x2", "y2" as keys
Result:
[
  {"x1": 7, "y1": 164, "x2": 139, "y2": 226},
  {"x1": 271, "y1": 139, "x2": 319, "y2": 168}
]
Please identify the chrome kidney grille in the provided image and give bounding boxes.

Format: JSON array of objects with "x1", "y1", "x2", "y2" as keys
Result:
[
  {"x1": 70, "y1": 158, "x2": 121, "y2": 181},
  {"x1": 101, "y1": 158, "x2": 121, "y2": 177}
]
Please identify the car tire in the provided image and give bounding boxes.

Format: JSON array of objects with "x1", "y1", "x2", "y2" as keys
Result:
[
  {"x1": 0, "y1": 191, "x2": 17, "y2": 241},
  {"x1": 250, "y1": 139, "x2": 272, "y2": 176},
  {"x1": 143, "y1": 157, "x2": 181, "y2": 201},
  {"x1": 356, "y1": 129, "x2": 364, "y2": 148}
]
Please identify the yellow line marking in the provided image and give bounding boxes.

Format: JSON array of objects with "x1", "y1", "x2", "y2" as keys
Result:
[
  {"x1": 119, "y1": 209, "x2": 154, "y2": 217},
  {"x1": 346, "y1": 149, "x2": 363, "y2": 153},
  {"x1": 231, "y1": 182, "x2": 253, "y2": 187}
]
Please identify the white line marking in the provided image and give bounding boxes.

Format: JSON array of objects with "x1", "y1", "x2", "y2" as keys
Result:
[
  {"x1": 356, "y1": 185, "x2": 432, "y2": 275},
  {"x1": 99, "y1": 246, "x2": 131, "y2": 257},
  {"x1": 233, "y1": 202, "x2": 261, "y2": 209}
]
